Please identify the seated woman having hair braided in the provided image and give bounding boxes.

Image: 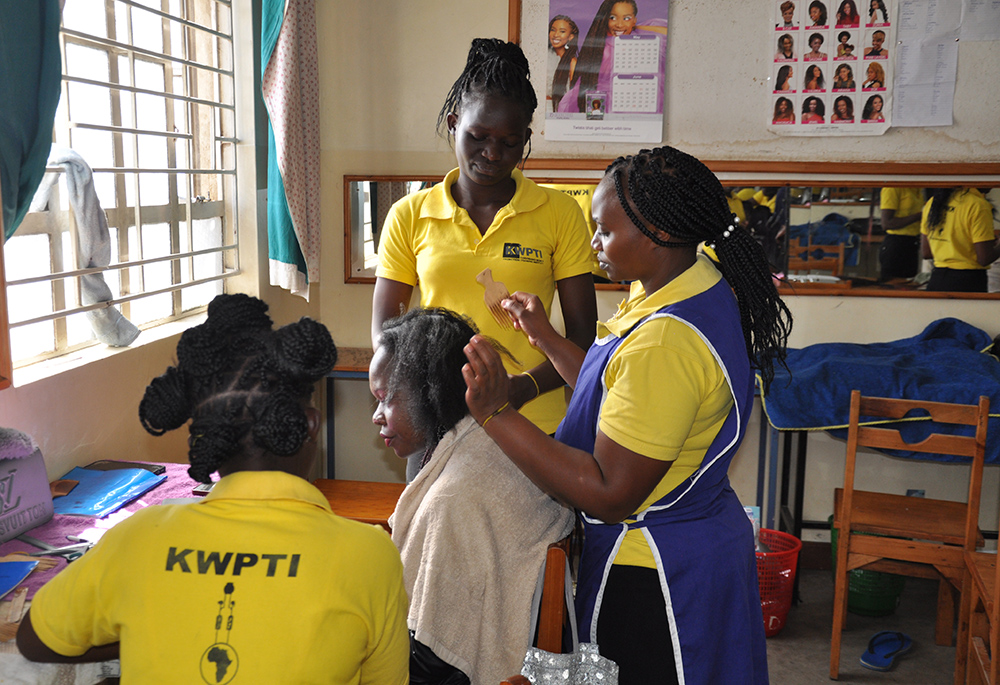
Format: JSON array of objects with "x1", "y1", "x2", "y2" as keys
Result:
[
  {"x1": 463, "y1": 146, "x2": 791, "y2": 685},
  {"x1": 18, "y1": 293, "x2": 409, "y2": 684},
  {"x1": 371, "y1": 307, "x2": 573, "y2": 685}
]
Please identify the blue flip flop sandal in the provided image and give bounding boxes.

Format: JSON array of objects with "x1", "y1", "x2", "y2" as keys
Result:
[{"x1": 860, "y1": 630, "x2": 913, "y2": 671}]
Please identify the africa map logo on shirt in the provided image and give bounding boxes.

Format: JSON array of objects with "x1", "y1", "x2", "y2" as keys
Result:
[
  {"x1": 502, "y1": 242, "x2": 543, "y2": 264},
  {"x1": 200, "y1": 582, "x2": 239, "y2": 684}
]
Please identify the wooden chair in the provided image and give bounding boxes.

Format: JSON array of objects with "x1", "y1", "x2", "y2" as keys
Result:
[
  {"x1": 830, "y1": 391, "x2": 990, "y2": 680},
  {"x1": 959, "y1": 478, "x2": 1000, "y2": 684},
  {"x1": 787, "y1": 236, "x2": 846, "y2": 276},
  {"x1": 500, "y1": 536, "x2": 573, "y2": 685}
]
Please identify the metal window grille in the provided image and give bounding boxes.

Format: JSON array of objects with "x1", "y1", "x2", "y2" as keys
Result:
[{"x1": 4, "y1": 0, "x2": 239, "y2": 367}]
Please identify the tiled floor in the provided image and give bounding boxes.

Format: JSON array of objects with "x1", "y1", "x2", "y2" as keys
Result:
[{"x1": 766, "y1": 569, "x2": 957, "y2": 683}]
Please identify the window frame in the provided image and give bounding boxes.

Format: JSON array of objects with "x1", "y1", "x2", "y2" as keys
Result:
[{"x1": 2, "y1": 0, "x2": 244, "y2": 382}]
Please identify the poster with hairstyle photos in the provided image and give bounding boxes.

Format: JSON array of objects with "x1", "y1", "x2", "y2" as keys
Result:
[
  {"x1": 767, "y1": 0, "x2": 892, "y2": 136},
  {"x1": 535, "y1": 0, "x2": 671, "y2": 142}
]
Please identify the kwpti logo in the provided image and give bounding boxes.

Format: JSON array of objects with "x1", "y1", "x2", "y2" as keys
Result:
[{"x1": 503, "y1": 243, "x2": 544, "y2": 263}]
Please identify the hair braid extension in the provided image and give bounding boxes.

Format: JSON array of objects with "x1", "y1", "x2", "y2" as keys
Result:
[
  {"x1": 139, "y1": 294, "x2": 337, "y2": 482},
  {"x1": 437, "y1": 38, "x2": 537, "y2": 138},
  {"x1": 574, "y1": 0, "x2": 638, "y2": 111},
  {"x1": 926, "y1": 187, "x2": 958, "y2": 232},
  {"x1": 607, "y1": 147, "x2": 793, "y2": 391}
]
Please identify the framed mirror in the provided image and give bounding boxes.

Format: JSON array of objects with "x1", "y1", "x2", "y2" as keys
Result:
[{"x1": 344, "y1": 161, "x2": 1000, "y2": 298}]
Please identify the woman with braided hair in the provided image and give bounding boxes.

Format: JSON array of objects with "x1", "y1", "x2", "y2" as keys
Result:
[
  {"x1": 373, "y1": 38, "x2": 597, "y2": 481},
  {"x1": 920, "y1": 187, "x2": 1000, "y2": 292},
  {"x1": 371, "y1": 307, "x2": 573, "y2": 685},
  {"x1": 19, "y1": 294, "x2": 409, "y2": 684},
  {"x1": 463, "y1": 147, "x2": 789, "y2": 684}
]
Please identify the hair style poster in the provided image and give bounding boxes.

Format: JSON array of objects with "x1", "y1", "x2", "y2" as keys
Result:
[
  {"x1": 767, "y1": 0, "x2": 892, "y2": 135},
  {"x1": 533, "y1": 0, "x2": 670, "y2": 142}
]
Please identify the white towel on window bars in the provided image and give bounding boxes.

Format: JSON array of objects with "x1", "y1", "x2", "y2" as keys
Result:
[{"x1": 31, "y1": 146, "x2": 139, "y2": 347}]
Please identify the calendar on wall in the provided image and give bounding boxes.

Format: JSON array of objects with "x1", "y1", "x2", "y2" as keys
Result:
[{"x1": 540, "y1": 0, "x2": 670, "y2": 142}]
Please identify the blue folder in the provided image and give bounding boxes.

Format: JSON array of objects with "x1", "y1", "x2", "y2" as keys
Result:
[{"x1": 53, "y1": 467, "x2": 167, "y2": 518}]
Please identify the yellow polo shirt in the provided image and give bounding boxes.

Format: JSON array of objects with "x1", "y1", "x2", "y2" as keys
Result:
[
  {"x1": 920, "y1": 188, "x2": 995, "y2": 270},
  {"x1": 880, "y1": 187, "x2": 924, "y2": 237},
  {"x1": 599, "y1": 256, "x2": 735, "y2": 567},
  {"x1": 29, "y1": 471, "x2": 409, "y2": 685},
  {"x1": 378, "y1": 168, "x2": 595, "y2": 433}
]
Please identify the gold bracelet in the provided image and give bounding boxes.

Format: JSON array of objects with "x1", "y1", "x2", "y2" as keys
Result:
[
  {"x1": 481, "y1": 401, "x2": 510, "y2": 428},
  {"x1": 524, "y1": 372, "x2": 540, "y2": 399}
]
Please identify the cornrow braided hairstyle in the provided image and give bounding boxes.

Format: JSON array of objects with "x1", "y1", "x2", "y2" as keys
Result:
[
  {"x1": 138, "y1": 294, "x2": 338, "y2": 482},
  {"x1": 436, "y1": 38, "x2": 537, "y2": 139},
  {"x1": 378, "y1": 308, "x2": 515, "y2": 462},
  {"x1": 574, "y1": 0, "x2": 638, "y2": 112},
  {"x1": 926, "y1": 187, "x2": 958, "y2": 232},
  {"x1": 606, "y1": 147, "x2": 793, "y2": 391}
]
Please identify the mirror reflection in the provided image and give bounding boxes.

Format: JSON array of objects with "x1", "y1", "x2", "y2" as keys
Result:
[{"x1": 345, "y1": 177, "x2": 1000, "y2": 295}]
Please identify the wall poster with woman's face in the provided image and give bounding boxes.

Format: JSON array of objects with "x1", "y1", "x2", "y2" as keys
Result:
[
  {"x1": 531, "y1": 0, "x2": 671, "y2": 142},
  {"x1": 766, "y1": 0, "x2": 893, "y2": 135}
]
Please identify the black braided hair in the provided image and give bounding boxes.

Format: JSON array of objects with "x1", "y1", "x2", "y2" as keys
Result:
[
  {"x1": 138, "y1": 294, "x2": 338, "y2": 483},
  {"x1": 378, "y1": 308, "x2": 515, "y2": 460},
  {"x1": 605, "y1": 147, "x2": 793, "y2": 391},
  {"x1": 926, "y1": 187, "x2": 959, "y2": 232},
  {"x1": 436, "y1": 38, "x2": 537, "y2": 138},
  {"x1": 573, "y1": 0, "x2": 638, "y2": 112},
  {"x1": 549, "y1": 15, "x2": 579, "y2": 111}
]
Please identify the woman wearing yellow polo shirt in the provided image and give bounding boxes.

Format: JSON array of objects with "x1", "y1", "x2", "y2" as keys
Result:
[
  {"x1": 921, "y1": 187, "x2": 1000, "y2": 292},
  {"x1": 18, "y1": 295, "x2": 409, "y2": 684},
  {"x1": 463, "y1": 147, "x2": 791, "y2": 685},
  {"x1": 878, "y1": 186, "x2": 925, "y2": 281},
  {"x1": 372, "y1": 39, "x2": 597, "y2": 470}
]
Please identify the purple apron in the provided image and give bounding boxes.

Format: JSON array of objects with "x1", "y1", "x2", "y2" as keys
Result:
[{"x1": 556, "y1": 279, "x2": 769, "y2": 684}]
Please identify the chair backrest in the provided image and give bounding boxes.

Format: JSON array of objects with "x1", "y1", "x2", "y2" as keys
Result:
[
  {"x1": 843, "y1": 390, "x2": 990, "y2": 550},
  {"x1": 787, "y1": 237, "x2": 845, "y2": 276},
  {"x1": 536, "y1": 536, "x2": 572, "y2": 653}
]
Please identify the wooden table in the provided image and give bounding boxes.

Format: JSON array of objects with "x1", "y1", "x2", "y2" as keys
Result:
[{"x1": 312, "y1": 478, "x2": 405, "y2": 532}]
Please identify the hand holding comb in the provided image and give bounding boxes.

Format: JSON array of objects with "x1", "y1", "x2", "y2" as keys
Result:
[{"x1": 476, "y1": 268, "x2": 513, "y2": 329}]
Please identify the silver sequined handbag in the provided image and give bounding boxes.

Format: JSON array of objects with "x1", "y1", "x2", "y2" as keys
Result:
[
  {"x1": 521, "y1": 642, "x2": 619, "y2": 684},
  {"x1": 519, "y1": 551, "x2": 618, "y2": 684}
]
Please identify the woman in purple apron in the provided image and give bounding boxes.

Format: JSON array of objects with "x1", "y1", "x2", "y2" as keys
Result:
[{"x1": 463, "y1": 146, "x2": 791, "y2": 684}]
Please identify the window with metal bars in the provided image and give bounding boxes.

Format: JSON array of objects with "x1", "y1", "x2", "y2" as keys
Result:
[{"x1": 3, "y1": 0, "x2": 240, "y2": 369}]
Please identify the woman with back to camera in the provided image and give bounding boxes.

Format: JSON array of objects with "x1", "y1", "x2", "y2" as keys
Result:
[
  {"x1": 558, "y1": 0, "x2": 669, "y2": 113},
  {"x1": 548, "y1": 14, "x2": 579, "y2": 111},
  {"x1": 809, "y1": 0, "x2": 828, "y2": 25},
  {"x1": 773, "y1": 96, "x2": 796, "y2": 122},
  {"x1": 775, "y1": 64, "x2": 794, "y2": 91},
  {"x1": 863, "y1": 61, "x2": 884, "y2": 88},
  {"x1": 373, "y1": 38, "x2": 598, "y2": 481},
  {"x1": 802, "y1": 95, "x2": 826, "y2": 122},
  {"x1": 804, "y1": 64, "x2": 825, "y2": 90},
  {"x1": 463, "y1": 146, "x2": 791, "y2": 685},
  {"x1": 836, "y1": 0, "x2": 860, "y2": 25},
  {"x1": 921, "y1": 188, "x2": 1000, "y2": 292},
  {"x1": 862, "y1": 94, "x2": 884, "y2": 121},
  {"x1": 372, "y1": 307, "x2": 573, "y2": 685},
  {"x1": 18, "y1": 294, "x2": 410, "y2": 684}
]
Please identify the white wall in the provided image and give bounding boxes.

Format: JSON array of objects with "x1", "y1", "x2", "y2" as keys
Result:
[{"x1": 316, "y1": 0, "x2": 1000, "y2": 538}]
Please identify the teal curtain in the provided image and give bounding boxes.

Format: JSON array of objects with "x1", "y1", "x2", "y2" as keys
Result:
[
  {"x1": 0, "y1": 0, "x2": 62, "y2": 240},
  {"x1": 261, "y1": 0, "x2": 308, "y2": 284}
]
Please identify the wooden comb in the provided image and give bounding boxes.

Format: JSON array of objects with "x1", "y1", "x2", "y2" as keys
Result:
[{"x1": 476, "y1": 268, "x2": 513, "y2": 329}]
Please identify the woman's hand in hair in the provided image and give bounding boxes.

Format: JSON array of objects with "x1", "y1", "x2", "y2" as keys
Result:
[
  {"x1": 503, "y1": 291, "x2": 555, "y2": 350},
  {"x1": 463, "y1": 336, "x2": 512, "y2": 424}
]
